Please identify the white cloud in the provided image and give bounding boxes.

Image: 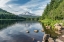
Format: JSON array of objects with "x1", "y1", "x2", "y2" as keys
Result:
[
  {"x1": 0, "y1": 0, "x2": 50, "y2": 16},
  {"x1": 33, "y1": 10, "x2": 44, "y2": 16},
  {"x1": 0, "y1": 0, "x2": 10, "y2": 7}
]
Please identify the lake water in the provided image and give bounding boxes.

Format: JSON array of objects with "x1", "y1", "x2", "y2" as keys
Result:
[{"x1": 0, "y1": 20, "x2": 45, "y2": 42}]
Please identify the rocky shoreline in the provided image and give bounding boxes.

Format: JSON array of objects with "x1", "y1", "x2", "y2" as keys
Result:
[{"x1": 42, "y1": 23, "x2": 64, "y2": 42}]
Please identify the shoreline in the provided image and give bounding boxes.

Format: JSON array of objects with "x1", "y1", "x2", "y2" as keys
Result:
[
  {"x1": 0, "y1": 19, "x2": 25, "y2": 20},
  {"x1": 39, "y1": 19, "x2": 64, "y2": 42}
]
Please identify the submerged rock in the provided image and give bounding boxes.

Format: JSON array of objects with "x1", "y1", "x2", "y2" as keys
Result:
[
  {"x1": 41, "y1": 30, "x2": 44, "y2": 32},
  {"x1": 37, "y1": 41, "x2": 40, "y2": 42},
  {"x1": 26, "y1": 30, "x2": 29, "y2": 33},
  {"x1": 34, "y1": 30, "x2": 39, "y2": 33}
]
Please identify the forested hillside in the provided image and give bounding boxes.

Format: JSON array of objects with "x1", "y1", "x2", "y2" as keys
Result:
[
  {"x1": 42, "y1": 0, "x2": 64, "y2": 20},
  {"x1": 0, "y1": 8, "x2": 26, "y2": 20}
]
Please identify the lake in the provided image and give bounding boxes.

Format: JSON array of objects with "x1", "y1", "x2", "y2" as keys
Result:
[{"x1": 0, "y1": 20, "x2": 45, "y2": 42}]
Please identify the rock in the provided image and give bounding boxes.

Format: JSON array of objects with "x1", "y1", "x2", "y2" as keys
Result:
[
  {"x1": 56, "y1": 39, "x2": 63, "y2": 42},
  {"x1": 55, "y1": 26, "x2": 62, "y2": 30},
  {"x1": 48, "y1": 37, "x2": 54, "y2": 42},
  {"x1": 26, "y1": 30, "x2": 29, "y2": 33},
  {"x1": 43, "y1": 34, "x2": 50, "y2": 42},
  {"x1": 34, "y1": 30, "x2": 39, "y2": 33},
  {"x1": 55, "y1": 31, "x2": 61, "y2": 34},
  {"x1": 48, "y1": 40, "x2": 54, "y2": 42},
  {"x1": 62, "y1": 35, "x2": 64, "y2": 37},
  {"x1": 37, "y1": 41, "x2": 40, "y2": 42},
  {"x1": 41, "y1": 30, "x2": 44, "y2": 32},
  {"x1": 62, "y1": 26, "x2": 64, "y2": 28},
  {"x1": 54, "y1": 23, "x2": 61, "y2": 26},
  {"x1": 54, "y1": 23, "x2": 63, "y2": 31},
  {"x1": 48, "y1": 37, "x2": 53, "y2": 40}
]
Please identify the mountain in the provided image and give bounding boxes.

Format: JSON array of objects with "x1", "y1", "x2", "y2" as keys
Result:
[
  {"x1": 21, "y1": 11, "x2": 35, "y2": 16},
  {"x1": 19, "y1": 11, "x2": 40, "y2": 18},
  {"x1": 0, "y1": 8, "x2": 26, "y2": 20},
  {"x1": 42, "y1": 0, "x2": 64, "y2": 20}
]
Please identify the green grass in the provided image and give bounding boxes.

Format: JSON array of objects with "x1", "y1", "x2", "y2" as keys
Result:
[{"x1": 40, "y1": 19, "x2": 64, "y2": 29}]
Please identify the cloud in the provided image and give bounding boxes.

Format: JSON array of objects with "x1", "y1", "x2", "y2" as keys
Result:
[
  {"x1": 0, "y1": 0, "x2": 10, "y2": 7},
  {"x1": 0, "y1": 0, "x2": 50, "y2": 16},
  {"x1": 33, "y1": 10, "x2": 44, "y2": 16}
]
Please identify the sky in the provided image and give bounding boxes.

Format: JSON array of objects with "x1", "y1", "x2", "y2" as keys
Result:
[{"x1": 0, "y1": 0, "x2": 50, "y2": 16}]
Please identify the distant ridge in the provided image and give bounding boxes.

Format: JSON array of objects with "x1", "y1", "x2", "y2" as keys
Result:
[
  {"x1": 0, "y1": 8, "x2": 26, "y2": 20},
  {"x1": 19, "y1": 11, "x2": 40, "y2": 18}
]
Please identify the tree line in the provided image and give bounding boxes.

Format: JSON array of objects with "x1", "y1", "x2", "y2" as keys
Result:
[
  {"x1": 42, "y1": 0, "x2": 64, "y2": 20},
  {"x1": 0, "y1": 8, "x2": 26, "y2": 20}
]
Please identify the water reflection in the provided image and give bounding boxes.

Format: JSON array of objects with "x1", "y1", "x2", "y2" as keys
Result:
[
  {"x1": 0, "y1": 20, "x2": 44, "y2": 42},
  {"x1": 0, "y1": 20, "x2": 18, "y2": 29}
]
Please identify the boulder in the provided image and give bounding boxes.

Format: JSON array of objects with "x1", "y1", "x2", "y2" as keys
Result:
[
  {"x1": 55, "y1": 31, "x2": 61, "y2": 34},
  {"x1": 62, "y1": 35, "x2": 64, "y2": 37},
  {"x1": 48, "y1": 37, "x2": 54, "y2": 42},
  {"x1": 43, "y1": 34, "x2": 50, "y2": 42},
  {"x1": 56, "y1": 39, "x2": 63, "y2": 42},
  {"x1": 55, "y1": 26, "x2": 62, "y2": 30},
  {"x1": 54, "y1": 23, "x2": 63, "y2": 31}
]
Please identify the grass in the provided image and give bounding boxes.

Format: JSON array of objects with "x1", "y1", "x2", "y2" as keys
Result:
[{"x1": 39, "y1": 19, "x2": 64, "y2": 29}]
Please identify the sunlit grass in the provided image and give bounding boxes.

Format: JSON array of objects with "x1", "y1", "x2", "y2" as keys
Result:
[{"x1": 40, "y1": 19, "x2": 64, "y2": 29}]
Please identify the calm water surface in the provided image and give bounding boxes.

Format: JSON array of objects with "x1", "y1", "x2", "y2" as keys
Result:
[{"x1": 0, "y1": 20, "x2": 45, "y2": 42}]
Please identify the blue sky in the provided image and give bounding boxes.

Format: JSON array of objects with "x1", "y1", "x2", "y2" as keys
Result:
[{"x1": 0, "y1": 0, "x2": 50, "y2": 16}]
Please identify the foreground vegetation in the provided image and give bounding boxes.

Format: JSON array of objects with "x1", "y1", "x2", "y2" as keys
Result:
[
  {"x1": 42, "y1": 0, "x2": 64, "y2": 20},
  {"x1": 40, "y1": 19, "x2": 64, "y2": 29},
  {"x1": 40, "y1": 0, "x2": 64, "y2": 29}
]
